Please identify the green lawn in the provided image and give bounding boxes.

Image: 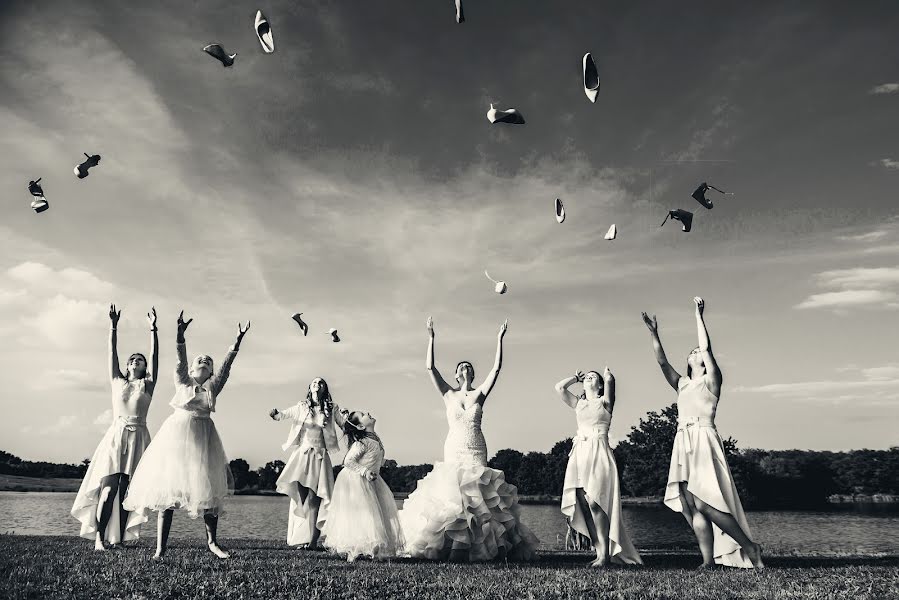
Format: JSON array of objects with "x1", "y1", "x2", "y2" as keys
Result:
[{"x1": 1, "y1": 536, "x2": 896, "y2": 599}]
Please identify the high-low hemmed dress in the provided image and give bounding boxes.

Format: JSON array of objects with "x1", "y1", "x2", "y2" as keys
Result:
[
  {"x1": 399, "y1": 401, "x2": 540, "y2": 561},
  {"x1": 561, "y1": 399, "x2": 642, "y2": 564},
  {"x1": 322, "y1": 436, "x2": 405, "y2": 560},
  {"x1": 272, "y1": 402, "x2": 346, "y2": 546},
  {"x1": 122, "y1": 342, "x2": 237, "y2": 525},
  {"x1": 71, "y1": 376, "x2": 154, "y2": 544},
  {"x1": 665, "y1": 375, "x2": 755, "y2": 568}
]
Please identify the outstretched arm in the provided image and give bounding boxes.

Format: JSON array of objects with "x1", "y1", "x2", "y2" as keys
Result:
[
  {"x1": 602, "y1": 367, "x2": 616, "y2": 412},
  {"x1": 212, "y1": 321, "x2": 249, "y2": 397},
  {"x1": 426, "y1": 317, "x2": 451, "y2": 396},
  {"x1": 147, "y1": 308, "x2": 159, "y2": 389},
  {"x1": 174, "y1": 310, "x2": 192, "y2": 386},
  {"x1": 554, "y1": 373, "x2": 583, "y2": 409},
  {"x1": 109, "y1": 304, "x2": 123, "y2": 381},
  {"x1": 693, "y1": 297, "x2": 722, "y2": 397},
  {"x1": 641, "y1": 312, "x2": 682, "y2": 391},
  {"x1": 478, "y1": 320, "x2": 508, "y2": 401}
]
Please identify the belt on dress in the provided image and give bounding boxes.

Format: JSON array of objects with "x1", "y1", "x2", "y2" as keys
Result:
[
  {"x1": 117, "y1": 415, "x2": 147, "y2": 433},
  {"x1": 677, "y1": 416, "x2": 715, "y2": 453},
  {"x1": 573, "y1": 425, "x2": 611, "y2": 441}
]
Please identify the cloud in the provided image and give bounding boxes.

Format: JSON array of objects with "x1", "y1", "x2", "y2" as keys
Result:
[
  {"x1": 837, "y1": 230, "x2": 890, "y2": 243},
  {"x1": 815, "y1": 267, "x2": 899, "y2": 289},
  {"x1": 21, "y1": 294, "x2": 108, "y2": 349},
  {"x1": 872, "y1": 158, "x2": 899, "y2": 170},
  {"x1": 24, "y1": 415, "x2": 80, "y2": 435},
  {"x1": 732, "y1": 365, "x2": 899, "y2": 405},
  {"x1": 869, "y1": 83, "x2": 899, "y2": 95},
  {"x1": 7, "y1": 262, "x2": 117, "y2": 300},
  {"x1": 94, "y1": 409, "x2": 113, "y2": 428},
  {"x1": 30, "y1": 369, "x2": 106, "y2": 393},
  {"x1": 794, "y1": 289, "x2": 897, "y2": 310}
]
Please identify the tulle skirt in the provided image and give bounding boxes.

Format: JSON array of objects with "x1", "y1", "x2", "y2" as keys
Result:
[
  {"x1": 399, "y1": 461, "x2": 540, "y2": 561},
  {"x1": 275, "y1": 444, "x2": 334, "y2": 546},
  {"x1": 71, "y1": 417, "x2": 151, "y2": 543},
  {"x1": 123, "y1": 410, "x2": 233, "y2": 526},
  {"x1": 665, "y1": 419, "x2": 755, "y2": 568},
  {"x1": 321, "y1": 471, "x2": 404, "y2": 559},
  {"x1": 561, "y1": 433, "x2": 642, "y2": 564}
]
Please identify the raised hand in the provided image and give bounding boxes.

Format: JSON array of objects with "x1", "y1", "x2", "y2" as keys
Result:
[
  {"x1": 177, "y1": 310, "x2": 193, "y2": 335},
  {"x1": 575, "y1": 370, "x2": 585, "y2": 383},
  {"x1": 693, "y1": 296, "x2": 705, "y2": 315},
  {"x1": 603, "y1": 366, "x2": 614, "y2": 381},
  {"x1": 235, "y1": 321, "x2": 251, "y2": 349},
  {"x1": 498, "y1": 319, "x2": 508, "y2": 339},
  {"x1": 641, "y1": 312, "x2": 658, "y2": 333},
  {"x1": 109, "y1": 303, "x2": 121, "y2": 327},
  {"x1": 269, "y1": 408, "x2": 279, "y2": 420},
  {"x1": 147, "y1": 306, "x2": 157, "y2": 329},
  {"x1": 426, "y1": 316, "x2": 434, "y2": 338}
]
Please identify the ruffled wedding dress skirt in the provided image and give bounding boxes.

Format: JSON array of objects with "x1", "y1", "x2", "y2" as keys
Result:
[{"x1": 322, "y1": 472, "x2": 404, "y2": 559}]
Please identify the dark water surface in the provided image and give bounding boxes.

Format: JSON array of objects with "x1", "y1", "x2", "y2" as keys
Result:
[{"x1": 2, "y1": 492, "x2": 898, "y2": 555}]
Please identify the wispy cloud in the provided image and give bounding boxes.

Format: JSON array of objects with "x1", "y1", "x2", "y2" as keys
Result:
[
  {"x1": 837, "y1": 230, "x2": 890, "y2": 243},
  {"x1": 872, "y1": 158, "x2": 899, "y2": 170},
  {"x1": 732, "y1": 364, "x2": 899, "y2": 405},
  {"x1": 31, "y1": 369, "x2": 106, "y2": 393},
  {"x1": 795, "y1": 289, "x2": 898, "y2": 310},
  {"x1": 869, "y1": 83, "x2": 899, "y2": 95},
  {"x1": 815, "y1": 267, "x2": 899, "y2": 289}
]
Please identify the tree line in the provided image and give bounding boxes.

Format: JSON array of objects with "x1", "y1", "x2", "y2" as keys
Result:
[{"x1": 3, "y1": 404, "x2": 896, "y2": 508}]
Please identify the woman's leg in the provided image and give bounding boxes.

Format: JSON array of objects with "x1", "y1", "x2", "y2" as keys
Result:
[
  {"x1": 307, "y1": 493, "x2": 322, "y2": 548},
  {"x1": 692, "y1": 495, "x2": 764, "y2": 567},
  {"x1": 154, "y1": 509, "x2": 173, "y2": 559},
  {"x1": 574, "y1": 488, "x2": 606, "y2": 566},
  {"x1": 204, "y1": 510, "x2": 230, "y2": 559},
  {"x1": 94, "y1": 474, "x2": 121, "y2": 550},
  {"x1": 115, "y1": 474, "x2": 131, "y2": 544},
  {"x1": 588, "y1": 502, "x2": 611, "y2": 566},
  {"x1": 680, "y1": 482, "x2": 714, "y2": 566}
]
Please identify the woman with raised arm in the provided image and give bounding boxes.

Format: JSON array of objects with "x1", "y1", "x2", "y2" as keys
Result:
[
  {"x1": 123, "y1": 311, "x2": 249, "y2": 560},
  {"x1": 268, "y1": 377, "x2": 347, "y2": 549},
  {"x1": 399, "y1": 317, "x2": 539, "y2": 562},
  {"x1": 641, "y1": 297, "x2": 763, "y2": 569},
  {"x1": 71, "y1": 304, "x2": 158, "y2": 550},
  {"x1": 555, "y1": 367, "x2": 642, "y2": 567}
]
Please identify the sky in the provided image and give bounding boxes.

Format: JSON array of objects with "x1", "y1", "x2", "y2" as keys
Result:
[{"x1": 0, "y1": 0, "x2": 897, "y2": 469}]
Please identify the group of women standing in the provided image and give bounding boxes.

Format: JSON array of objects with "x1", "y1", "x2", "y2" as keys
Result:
[{"x1": 70, "y1": 297, "x2": 763, "y2": 569}]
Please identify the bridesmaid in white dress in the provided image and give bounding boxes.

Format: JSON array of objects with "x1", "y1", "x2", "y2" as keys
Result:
[
  {"x1": 641, "y1": 297, "x2": 763, "y2": 569},
  {"x1": 71, "y1": 304, "x2": 158, "y2": 550},
  {"x1": 123, "y1": 311, "x2": 249, "y2": 560},
  {"x1": 399, "y1": 317, "x2": 539, "y2": 562},
  {"x1": 554, "y1": 367, "x2": 642, "y2": 566},
  {"x1": 321, "y1": 410, "x2": 405, "y2": 562},
  {"x1": 268, "y1": 378, "x2": 347, "y2": 549}
]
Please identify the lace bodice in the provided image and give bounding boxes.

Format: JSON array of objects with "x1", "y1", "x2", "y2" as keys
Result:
[
  {"x1": 111, "y1": 377, "x2": 153, "y2": 420},
  {"x1": 342, "y1": 437, "x2": 385, "y2": 478},
  {"x1": 443, "y1": 401, "x2": 488, "y2": 467}
]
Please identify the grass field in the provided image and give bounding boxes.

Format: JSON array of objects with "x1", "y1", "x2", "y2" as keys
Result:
[
  {"x1": 0, "y1": 475, "x2": 81, "y2": 493},
  {"x1": 1, "y1": 536, "x2": 896, "y2": 599}
]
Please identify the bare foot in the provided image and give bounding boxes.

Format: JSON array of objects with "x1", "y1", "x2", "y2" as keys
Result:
[
  {"x1": 346, "y1": 553, "x2": 359, "y2": 563},
  {"x1": 94, "y1": 537, "x2": 107, "y2": 552},
  {"x1": 207, "y1": 542, "x2": 230, "y2": 559},
  {"x1": 696, "y1": 563, "x2": 717, "y2": 570},
  {"x1": 589, "y1": 556, "x2": 610, "y2": 567},
  {"x1": 152, "y1": 551, "x2": 164, "y2": 561},
  {"x1": 746, "y1": 543, "x2": 765, "y2": 569}
]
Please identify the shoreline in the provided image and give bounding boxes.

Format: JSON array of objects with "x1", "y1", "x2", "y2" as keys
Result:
[{"x1": 2, "y1": 475, "x2": 897, "y2": 506}]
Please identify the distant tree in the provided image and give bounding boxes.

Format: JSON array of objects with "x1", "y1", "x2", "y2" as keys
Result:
[
  {"x1": 257, "y1": 460, "x2": 286, "y2": 490},
  {"x1": 615, "y1": 403, "x2": 680, "y2": 497},
  {"x1": 229, "y1": 458, "x2": 252, "y2": 490},
  {"x1": 488, "y1": 449, "x2": 524, "y2": 485}
]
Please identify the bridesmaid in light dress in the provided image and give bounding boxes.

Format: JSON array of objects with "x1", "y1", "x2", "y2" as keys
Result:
[
  {"x1": 641, "y1": 297, "x2": 763, "y2": 569},
  {"x1": 555, "y1": 366, "x2": 642, "y2": 566}
]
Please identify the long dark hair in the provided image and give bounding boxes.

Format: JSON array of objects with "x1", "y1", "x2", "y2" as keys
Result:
[
  {"x1": 306, "y1": 379, "x2": 333, "y2": 422},
  {"x1": 342, "y1": 412, "x2": 382, "y2": 449}
]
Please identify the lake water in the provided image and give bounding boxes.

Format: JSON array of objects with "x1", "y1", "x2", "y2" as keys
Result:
[{"x1": 2, "y1": 492, "x2": 898, "y2": 555}]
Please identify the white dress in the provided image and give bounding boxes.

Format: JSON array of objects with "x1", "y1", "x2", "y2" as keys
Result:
[
  {"x1": 123, "y1": 343, "x2": 236, "y2": 523},
  {"x1": 321, "y1": 436, "x2": 405, "y2": 559},
  {"x1": 71, "y1": 376, "x2": 153, "y2": 543},
  {"x1": 560, "y1": 399, "x2": 642, "y2": 564},
  {"x1": 665, "y1": 376, "x2": 755, "y2": 568},
  {"x1": 272, "y1": 402, "x2": 346, "y2": 546},
  {"x1": 399, "y1": 401, "x2": 540, "y2": 561}
]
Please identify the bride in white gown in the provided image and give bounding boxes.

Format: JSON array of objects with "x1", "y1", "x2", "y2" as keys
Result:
[{"x1": 399, "y1": 317, "x2": 539, "y2": 562}]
